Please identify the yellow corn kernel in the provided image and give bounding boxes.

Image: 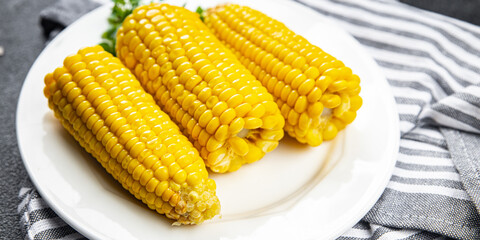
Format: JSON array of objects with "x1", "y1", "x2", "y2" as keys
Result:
[
  {"x1": 205, "y1": 4, "x2": 362, "y2": 146},
  {"x1": 350, "y1": 95, "x2": 363, "y2": 111},
  {"x1": 227, "y1": 137, "x2": 249, "y2": 156},
  {"x1": 214, "y1": 125, "x2": 229, "y2": 141},
  {"x1": 234, "y1": 103, "x2": 252, "y2": 117},
  {"x1": 117, "y1": 4, "x2": 284, "y2": 172},
  {"x1": 206, "y1": 148, "x2": 227, "y2": 166},
  {"x1": 260, "y1": 129, "x2": 284, "y2": 141},
  {"x1": 243, "y1": 143, "x2": 264, "y2": 164},
  {"x1": 44, "y1": 45, "x2": 219, "y2": 224},
  {"x1": 206, "y1": 137, "x2": 223, "y2": 152},
  {"x1": 255, "y1": 139, "x2": 279, "y2": 153},
  {"x1": 321, "y1": 93, "x2": 342, "y2": 109},
  {"x1": 244, "y1": 117, "x2": 262, "y2": 129},
  {"x1": 219, "y1": 108, "x2": 236, "y2": 125},
  {"x1": 323, "y1": 121, "x2": 338, "y2": 141}
]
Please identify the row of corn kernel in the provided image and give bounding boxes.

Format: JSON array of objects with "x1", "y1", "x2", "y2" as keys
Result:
[
  {"x1": 45, "y1": 63, "x2": 186, "y2": 219},
  {"x1": 44, "y1": 46, "x2": 219, "y2": 224},
  {"x1": 222, "y1": 5, "x2": 362, "y2": 111},
  {"x1": 116, "y1": 4, "x2": 284, "y2": 172},
  {"x1": 204, "y1": 4, "x2": 362, "y2": 146}
]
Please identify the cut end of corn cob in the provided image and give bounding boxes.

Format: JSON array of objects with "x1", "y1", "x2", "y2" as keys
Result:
[
  {"x1": 44, "y1": 45, "x2": 220, "y2": 224},
  {"x1": 205, "y1": 4, "x2": 362, "y2": 146},
  {"x1": 116, "y1": 3, "x2": 285, "y2": 173}
]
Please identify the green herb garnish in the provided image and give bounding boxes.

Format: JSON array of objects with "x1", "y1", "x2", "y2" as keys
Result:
[
  {"x1": 196, "y1": 6, "x2": 205, "y2": 22},
  {"x1": 100, "y1": 0, "x2": 142, "y2": 55}
]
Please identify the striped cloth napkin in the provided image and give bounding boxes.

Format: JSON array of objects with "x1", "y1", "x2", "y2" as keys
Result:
[{"x1": 18, "y1": 0, "x2": 480, "y2": 239}]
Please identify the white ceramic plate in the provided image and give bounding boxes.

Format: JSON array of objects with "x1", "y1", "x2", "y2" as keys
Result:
[{"x1": 17, "y1": 1, "x2": 399, "y2": 239}]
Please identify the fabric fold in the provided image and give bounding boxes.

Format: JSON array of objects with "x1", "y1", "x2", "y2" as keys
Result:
[
  {"x1": 419, "y1": 84, "x2": 480, "y2": 134},
  {"x1": 441, "y1": 128, "x2": 480, "y2": 214},
  {"x1": 39, "y1": 0, "x2": 100, "y2": 39},
  {"x1": 18, "y1": 188, "x2": 87, "y2": 240}
]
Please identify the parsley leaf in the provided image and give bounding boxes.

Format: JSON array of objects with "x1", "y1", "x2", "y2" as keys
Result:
[
  {"x1": 196, "y1": 6, "x2": 206, "y2": 22},
  {"x1": 99, "y1": 0, "x2": 143, "y2": 55}
]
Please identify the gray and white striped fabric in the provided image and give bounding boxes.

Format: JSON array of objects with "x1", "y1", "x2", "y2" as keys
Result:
[
  {"x1": 18, "y1": 0, "x2": 480, "y2": 239},
  {"x1": 18, "y1": 188, "x2": 87, "y2": 240}
]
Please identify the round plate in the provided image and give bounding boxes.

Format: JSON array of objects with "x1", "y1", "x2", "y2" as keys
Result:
[{"x1": 16, "y1": 1, "x2": 399, "y2": 239}]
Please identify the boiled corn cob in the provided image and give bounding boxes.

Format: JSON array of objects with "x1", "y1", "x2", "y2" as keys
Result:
[
  {"x1": 116, "y1": 3, "x2": 285, "y2": 173},
  {"x1": 43, "y1": 45, "x2": 220, "y2": 224},
  {"x1": 204, "y1": 4, "x2": 362, "y2": 146}
]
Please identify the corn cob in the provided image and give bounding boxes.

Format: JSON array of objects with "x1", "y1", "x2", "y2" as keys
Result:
[
  {"x1": 204, "y1": 4, "x2": 363, "y2": 146},
  {"x1": 43, "y1": 45, "x2": 220, "y2": 224},
  {"x1": 116, "y1": 3, "x2": 285, "y2": 173}
]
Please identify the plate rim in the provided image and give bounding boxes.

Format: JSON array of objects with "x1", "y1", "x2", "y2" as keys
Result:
[{"x1": 15, "y1": 5, "x2": 117, "y2": 240}]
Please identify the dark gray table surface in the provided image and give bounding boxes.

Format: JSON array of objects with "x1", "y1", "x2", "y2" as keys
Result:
[
  {"x1": 0, "y1": 1, "x2": 57, "y2": 239},
  {"x1": 1, "y1": 0, "x2": 479, "y2": 239}
]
